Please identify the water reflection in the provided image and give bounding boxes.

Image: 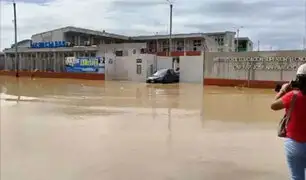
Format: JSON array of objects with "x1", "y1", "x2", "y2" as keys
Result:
[{"x1": 0, "y1": 77, "x2": 286, "y2": 180}]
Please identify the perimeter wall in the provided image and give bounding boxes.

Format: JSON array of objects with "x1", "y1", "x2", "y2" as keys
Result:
[{"x1": 203, "y1": 50, "x2": 306, "y2": 88}]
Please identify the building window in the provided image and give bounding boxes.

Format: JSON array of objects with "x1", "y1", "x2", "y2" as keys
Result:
[
  {"x1": 193, "y1": 40, "x2": 202, "y2": 46},
  {"x1": 136, "y1": 64, "x2": 142, "y2": 74},
  {"x1": 90, "y1": 52, "x2": 96, "y2": 57},
  {"x1": 136, "y1": 59, "x2": 142, "y2": 63},
  {"x1": 140, "y1": 48, "x2": 147, "y2": 54},
  {"x1": 115, "y1": 50, "x2": 123, "y2": 56},
  {"x1": 176, "y1": 40, "x2": 184, "y2": 51},
  {"x1": 79, "y1": 52, "x2": 84, "y2": 57},
  {"x1": 219, "y1": 38, "x2": 224, "y2": 46},
  {"x1": 163, "y1": 47, "x2": 169, "y2": 52},
  {"x1": 214, "y1": 36, "x2": 224, "y2": 46},
  {"x1": 93, "y1": 38, "x2": 99, "y2": 45}
]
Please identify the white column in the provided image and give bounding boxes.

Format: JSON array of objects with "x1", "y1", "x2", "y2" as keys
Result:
[
  {"x1": 4, "y1": 54, "x2": 7, "y2": 70},
  {"x1": 183, "y1": 38, "x2": 186, "y2": 56},
  {"x1": 19, "y1": 53, "x2": 22, "y2": 70},
  {"x1": 53, "y1": 52, "x2": 56, "y2": 72}
]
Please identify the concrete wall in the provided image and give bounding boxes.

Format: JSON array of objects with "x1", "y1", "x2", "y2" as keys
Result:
[
  {"x1": 104, "y1": 52, "x2": 117, "y2": 80},
  {"x1": 156, "y1": 56, "x2": 172, "y2": 70},
  {"x1": 101, "y1": 43, "x2": 149, "y2": 81},
  {"x1": 180, "y1": 55, "x2": 204, "y2": 83},
  {"x1": 204, "y1": 50, "x2": 306, "y2": 81},
  {"x1": 104, "y1": 48, "x2": 155, "y2": 82},
  {"x1": 0, "y1": 53, "x2": 4, "y2": 70}
]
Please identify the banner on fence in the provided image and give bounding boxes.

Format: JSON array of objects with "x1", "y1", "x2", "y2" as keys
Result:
[{"x1": 65, "y1": 57, "x2": 105, "y2": 73}]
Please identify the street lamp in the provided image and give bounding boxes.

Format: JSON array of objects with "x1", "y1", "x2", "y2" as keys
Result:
[
  {"x1": 166, "y1": 0, "x2": 173, "y2": 56},
  {"x1": 13, "y1": 0, "x2": 19, "y2": 77},
  {"x1": 234, "y1": 26, "x2": 243, "y2": 52}
]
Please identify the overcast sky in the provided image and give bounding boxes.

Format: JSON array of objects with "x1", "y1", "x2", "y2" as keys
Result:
[{"x1": 0, "y1": 0, "x2": 305, "y2": 51}]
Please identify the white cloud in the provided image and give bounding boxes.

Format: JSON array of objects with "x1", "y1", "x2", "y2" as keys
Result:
[{"x1": 0, "y1": 0, "x2": 305, "y2": 50}]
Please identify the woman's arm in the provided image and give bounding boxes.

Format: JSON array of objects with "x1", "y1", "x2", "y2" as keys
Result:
[
  {"x1": 271, "y1": 83, "x2": 292, "y2": 111},
  {"x1": 271, "y1": 97, "x2": 285, "y2": 110}
]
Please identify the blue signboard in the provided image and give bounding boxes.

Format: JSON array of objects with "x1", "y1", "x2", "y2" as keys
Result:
[
  {"x1": 65, "y1": 57, "x2": 105, "y2": 73},
  {"x1": 31, "y1": 41, "x2": 67, "y2": 48}
]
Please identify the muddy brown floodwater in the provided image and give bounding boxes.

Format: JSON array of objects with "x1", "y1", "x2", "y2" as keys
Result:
[{"x1": 0, "y1": 77, "x2": 288, "y2": 180}]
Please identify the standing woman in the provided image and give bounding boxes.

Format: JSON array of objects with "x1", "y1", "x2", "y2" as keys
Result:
[{"x1": 271, "y1": 64, "x2": 306, "y2": 180}]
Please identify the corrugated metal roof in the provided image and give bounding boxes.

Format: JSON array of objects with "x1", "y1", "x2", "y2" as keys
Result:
[
  {"x1": 131, "y1": 31, "x2": 236, "y2": 40},
  {"x1": 30, "y1": 26, "x2": 237, "y2": 41},
  {"x1": 11, "y1": 39, "x2": 32, "y2": 48},
  {"x1": 31, "y1": 26, "x2": 130, "y2": 40}
]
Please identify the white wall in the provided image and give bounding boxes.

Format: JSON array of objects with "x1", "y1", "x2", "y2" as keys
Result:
[
  {"x1": 156, "y1": 56, "x2": 172, "y2": 70},
  {"x1": 104, "y1": 49, "x2": 155, "y2": 82},
  {"x1": 104, "y1": 52, "x2": 116, "y2": 81},
  {"x1": 99, "y1": 43, "x2": 149, "y2": 81},
  {"x1": 127, "y1": 54, "x2": 155, "y2": 82},
  {"x1": 180, "y1": 55, "x2": 204, "y2": 83},
  {"x1": 143, "y1": 54, "x2": 155, "y2": 76}
]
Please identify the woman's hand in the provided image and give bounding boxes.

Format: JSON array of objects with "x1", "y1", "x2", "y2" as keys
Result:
[
  {"x1": 272, "y1": 82, "x2": 291, "y2": 109},
  {"x1": 280, "y1": 83, "x2": 291, "y2": 93},
  {"x1": 274, "y1": 82, "x2": 291, "y2": 100}
]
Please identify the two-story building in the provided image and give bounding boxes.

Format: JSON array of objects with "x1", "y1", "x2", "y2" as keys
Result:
[
  {"x1": 3, "y1": 26, "x2": 253, "y2": 54},
  {"x1": 235, "y1": 37, "x2": 253, "y2": 52},
  {"x1": 2, "y1": 26, "x2": 253, "y2": 71}
]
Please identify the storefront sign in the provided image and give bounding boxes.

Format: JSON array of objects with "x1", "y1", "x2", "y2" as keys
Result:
[
  {"x1": 65, "y1": 57, "x2": 105, "y2": 73},
  {"x1": 31, "y1": 41, "x2": 67, "y2": 48}
]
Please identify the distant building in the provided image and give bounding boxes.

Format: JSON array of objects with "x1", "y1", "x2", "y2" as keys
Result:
[
  {"x1": 1, "y1": 26, "x2": 253, "y2": 72},
  {"x1": 0, "y1": 52, "x2": 5, "y2": 70},
  {"x1": 3, "y1": 26, "x2": 253, "y2": 55},
  {"x1": 235, "y1": 37, "x2": 253, "y2": 52}
]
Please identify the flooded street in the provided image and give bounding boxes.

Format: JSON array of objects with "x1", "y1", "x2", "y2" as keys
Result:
[{"x1": 0, "y1": 77, "x2": 287, "y2": 180}]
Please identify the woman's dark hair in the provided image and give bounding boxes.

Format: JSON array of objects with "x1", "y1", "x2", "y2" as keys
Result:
[{"x1": 296, "y1": 74, "x2": 306, "y2": 95}]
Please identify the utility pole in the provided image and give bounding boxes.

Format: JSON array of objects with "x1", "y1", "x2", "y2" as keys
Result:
[
  {"x1": 257, "y1": 40, "x2": 260, "y2": 51},
  {"x1": 167, "y1": 0, "x2": 173, "y2": 57},
  {"x1": 13, "y1": 1, "x2": 19, "y2": 77}
]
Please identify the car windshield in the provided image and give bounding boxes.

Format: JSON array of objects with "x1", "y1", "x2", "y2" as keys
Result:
[{"x1": 153, "y1": 69, "x2": 168, "y2": 77}]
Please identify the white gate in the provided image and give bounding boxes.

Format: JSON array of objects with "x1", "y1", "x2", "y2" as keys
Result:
[
  {"x1": 113, "y1": 57, "x2": 129, "y2": 80},
  {"x1": 105, "y1": 56, "x2": 129, "y2": 81}
]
